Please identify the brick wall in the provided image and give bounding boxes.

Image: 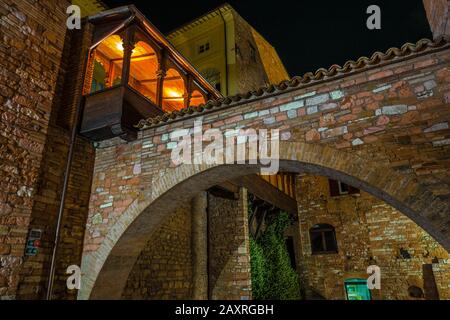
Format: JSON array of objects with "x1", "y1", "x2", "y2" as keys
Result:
[
  {"x1": 423, "y1": 0, "x2": 450, "y2": 39},
  {"x1": 81, "y1": 45, "x2": 450, "y2": 299},
  {"x1": 231, "y1": 10, "x2": 289, "y2": 91},
  {"x1": 232, "y1": 11, "x2": 270, "y2": 93},
  {"x1": 0, "y1": 0, "x2": 97, "y2": 299},
  {"x1": 296, "y1": 175, "x2": 450, "y2": 300},
  {"x1": 250, "y1": 29, "x2": 290, "y2": 84},
  {"x1": 432, "y1": 259, "x2": 450, "y2": 299},
  {"x1": 122, "y1": 203, "x2": 193, "y2": 299},
  {"x1": 0, "y1": 0, "x2": 71, "y2": 299},
  {"x1": 208, "y1": 189, "x2": 252, "y2": 300}
]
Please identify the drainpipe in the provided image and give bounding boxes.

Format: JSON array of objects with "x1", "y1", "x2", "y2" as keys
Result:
[
  {"x1": 218, "y1": 9, "x2": 229, "y2": 96},
  {"x1": 46, "y1": 31, "x2": 91, "y2": 301}
]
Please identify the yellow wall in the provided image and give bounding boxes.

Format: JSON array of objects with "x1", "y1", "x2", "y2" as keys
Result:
[
  {"x1": 168, "y1": 7, "x2": 236, "y2": 96},
  {"x1": 72, "y1": 0, "x2": 107, "y2": 17},
  {"x1": 168, "y1": 5, "x2": 289, "y2": 97}
]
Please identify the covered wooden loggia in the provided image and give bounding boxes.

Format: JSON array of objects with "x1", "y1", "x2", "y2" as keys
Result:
[{"x1": 79, "y1": 5, "x2": 221, "y2": 141}]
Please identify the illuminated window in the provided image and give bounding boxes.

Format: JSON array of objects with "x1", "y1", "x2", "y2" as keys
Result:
[
  {"x1": 309, "y1": 224, "x2": 338, "y2": 254},
  {"x1": 90, "y1": 35, "x2": 124, "y2": 93},
  {"x1": 128, "y1": 41, "x2": 158, "y2": 103},
  {"x1": 162, "y1": 68, "x2": 185, "y2": 112},
  {"x1": 190, "y1": 90, "x2": 206, "y2": 107}
]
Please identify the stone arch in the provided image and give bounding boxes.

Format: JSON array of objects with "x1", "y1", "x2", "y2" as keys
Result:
[{"x1": 79, "y1": 141, "x2": 450, "y2": 300}]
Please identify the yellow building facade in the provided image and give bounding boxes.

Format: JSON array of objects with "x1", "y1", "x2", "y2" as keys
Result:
[
  {"x1": 72, "y1": 0, "x2": 107, "y2": 17},
  {"x1": 167, "y1": 4, "x2": 289, "y2": 96}
]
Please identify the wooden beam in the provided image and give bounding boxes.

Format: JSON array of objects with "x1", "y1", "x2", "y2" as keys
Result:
[
  {"x1": 111, "y1": 53, "x2": 157, "y2": 62},
  {"x1": 232, "y1": 175, "x2": 298, "y2": 216},
  {"x1": 162, "y1": 96, "x2": 184, "y2": 101},
  {"x1": 140, "y1": 76, "x2": 181, "y2": 84}
]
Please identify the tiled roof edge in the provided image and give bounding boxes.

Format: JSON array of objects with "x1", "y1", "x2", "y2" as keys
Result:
[{"x1": 136, "y1": 37, "x2": 449, "y2": 129}]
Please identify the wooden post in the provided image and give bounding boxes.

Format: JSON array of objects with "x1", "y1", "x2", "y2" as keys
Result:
[
  {"x1": 184, "y1": 75, "x2": 192, "y2": 109},
  {"x1": 156, "y1": 50, "x2": 166, "y2": 108},
  {"x1": 121, "y1": 28, "x2": 135, "y2": 86},
  {"x1": 82, "y1": 49, "x2": 96, "y2": 95}
]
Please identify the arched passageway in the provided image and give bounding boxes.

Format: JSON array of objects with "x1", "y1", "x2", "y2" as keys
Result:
[{"x1": 79, "y1": 141, "x2": 450, "y2": 299}]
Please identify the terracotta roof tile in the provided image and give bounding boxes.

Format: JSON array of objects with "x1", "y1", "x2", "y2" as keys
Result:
[{"x1": 136, "y1": 37, "x2": 449, "y2": 129}]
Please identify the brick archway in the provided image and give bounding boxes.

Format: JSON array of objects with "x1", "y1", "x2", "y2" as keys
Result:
[{"x1": 79, "y1": 141, "x2": 450, "y2": 300}]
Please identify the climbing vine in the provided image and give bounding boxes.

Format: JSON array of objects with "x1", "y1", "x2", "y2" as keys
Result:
[{"x1": 249, "y1": 211, "x2": 301, "y2": 300}]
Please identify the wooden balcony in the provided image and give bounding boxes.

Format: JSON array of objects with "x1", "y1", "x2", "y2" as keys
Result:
[{"x1": 80, "y1": 85, "x2": 164, "y2": 141}]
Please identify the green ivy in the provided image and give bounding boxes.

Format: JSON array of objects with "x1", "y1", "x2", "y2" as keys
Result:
[{"x1": 249, "y1": 212, "x2": 301, "y2": 300}]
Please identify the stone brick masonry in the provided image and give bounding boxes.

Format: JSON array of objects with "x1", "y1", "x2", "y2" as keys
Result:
[
  {"x1": 0, "y1": 0, "x2": 96, "y2": 300},
  {"x1": 1, "y1": 0, "x2": 450, "y2": 300},
  {"x1": 80, "y1": 46, "x2": 450, "y2": 299},
  {"x1": 296, "y1": 175, "x2": 450, "y2": 300},
  {"x1": 121, "y1": 189, "x2": 252, "y2": 300},
  {"x1": 208, "y1": 189, "x2": 252, "y2": 300},
  {"x1": 122, "y1": 203, "x2": 193, "y2": 299},
  {"x1": 0, "y1": 0, "x2": 71, "y2": 299}
]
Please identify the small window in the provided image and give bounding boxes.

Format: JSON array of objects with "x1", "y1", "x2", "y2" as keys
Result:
[
  {"x1": 88, "y1": 34, "x2": 124, "y2": 94},
  {"x1": 329, "y1": 179, "x2": 359, "y2": 197},
  {"x1": 198, "y1": 42, "x2": 210, "y2": 54},
  {"x1": 309, "y1": 224, "x2": 338, "y2": 254}
]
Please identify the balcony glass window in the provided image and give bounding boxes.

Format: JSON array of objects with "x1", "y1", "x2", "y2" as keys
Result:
[
  {"x1": 90, "y1": 35, "x2": 124, "y2": 93},
  {"x1": 128, "y1": 41, "x2": 158, "y2": 104},
  {"x1": 162, "y1": 68, "x2": 185, "y2": 112},
  {"x1": 190, "y1": 90, "x2": 206, "y2": 107}
]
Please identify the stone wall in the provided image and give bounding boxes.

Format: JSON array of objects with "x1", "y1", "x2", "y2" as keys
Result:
[
  {"x1": 232, "y1": 11, "x2": 270, "y2": 93},
  {"x1": 115, "y1": 189, "x2": 254, "y2": 300},
  {"x1": 432, "y1": 259, "x2": 450, "y2": 299},
  {"x1": 81, "y1": 45, "x2": 450, "y2": 299},
  {"x1": 208, "y1": 189, "x2": 252, "y2": 300},
  {"x1": 296, "y1": 175, "x2": 450, "y2": 300},
  {"x1": 0, "y1": 0, "x2": 71, "y2": 299},
  {"x1": 423, "y1": 0, "x2": 450, "y2": 39},
  {"x1": 17, "y1": 19, "x2": 95, "y2": 300},
  {"x1": 0, "y1": 0, "x2": 97, "y2": 299},
  {"x1": 250, "y1": 29, "x2": 290, "y2": 85},
  {"x1": 122, "y1": 203, "x2": 193, "y2": 300},
  {"x1": 232, "y1": 9, "x2": 289, "y2": 92}
]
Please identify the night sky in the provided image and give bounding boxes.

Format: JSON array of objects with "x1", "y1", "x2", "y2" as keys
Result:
[{"x1": 102, "y1": 0, "x2": 432, "y2": 77}]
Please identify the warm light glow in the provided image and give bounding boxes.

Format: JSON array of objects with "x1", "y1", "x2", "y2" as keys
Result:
[
  {"x1": 163, "y1": 87, "x2": 184, "y2": 100},
  {"x1": 116, "y1": 42, "x2": 124, "y2": 52}
]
